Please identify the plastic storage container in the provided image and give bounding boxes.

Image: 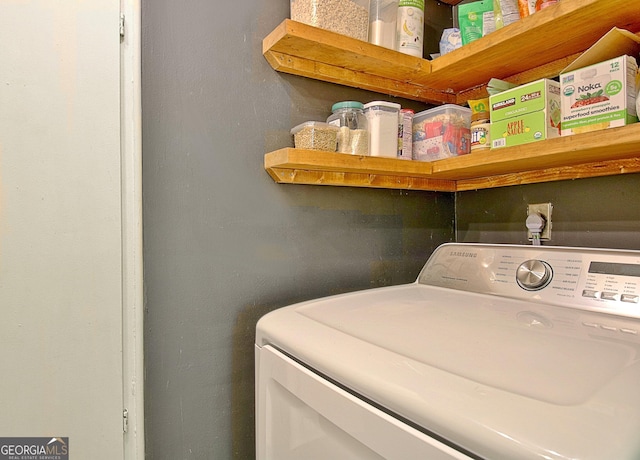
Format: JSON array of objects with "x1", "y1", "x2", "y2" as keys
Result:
[
  {"x1": 291, "y1": 121, "x2": 339, "y2": 151},
  {"x1": 290, "y1": 0, "x2": 370, "y2": 41},
  {"x1": 364, "y1": 101, "x2": 401, "y2": 157},
  {"x1": 327, "y1": 101, "x2": 369, "y2": 155},
  {"x1": 369, "y1": 0, "x2": 398, "y2": 50},
  {"x1": 412, "y1": 104, "x2": 471, "y2": 161}
]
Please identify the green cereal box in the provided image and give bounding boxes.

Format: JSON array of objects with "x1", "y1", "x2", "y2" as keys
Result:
[{"x1": 489, "y1": 79, "x2": 561, "y2": 149}]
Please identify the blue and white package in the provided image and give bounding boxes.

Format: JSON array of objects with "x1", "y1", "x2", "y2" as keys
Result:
[{"x1": 439, "y1": 28, "x2": 461, "y2": 55}]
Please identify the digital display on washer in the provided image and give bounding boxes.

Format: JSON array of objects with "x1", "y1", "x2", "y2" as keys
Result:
[{"x1": 589, "y1": 261, "x2": 640, "y2": 277}]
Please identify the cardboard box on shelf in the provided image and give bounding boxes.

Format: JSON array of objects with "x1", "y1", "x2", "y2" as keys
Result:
[
  {"x1": 560, "y1": 27, "x2": 640, "y2": 136},
  {"x1": 489, "y1": 79, "x2": 561, "y2": 149}
]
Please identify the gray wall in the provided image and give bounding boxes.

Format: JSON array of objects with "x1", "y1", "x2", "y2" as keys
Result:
[
  {"x1": 141, "y1": 1, "x2": 454, "y2": 458},
  {"x1": 142, "y1": 1, "x2": 640, "y2": 459},
  {"x1": 456, "y1": 174, "x2": 640, "y2": 249}
]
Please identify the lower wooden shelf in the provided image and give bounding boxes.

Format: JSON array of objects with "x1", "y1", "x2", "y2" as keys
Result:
[{"x1": 265, "y1": 123, "x2": 640, "y2": 192}]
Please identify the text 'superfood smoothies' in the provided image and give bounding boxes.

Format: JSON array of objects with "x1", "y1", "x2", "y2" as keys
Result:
[{"x1": 560, "y1": 55, "x2": 638, "y2": 136}]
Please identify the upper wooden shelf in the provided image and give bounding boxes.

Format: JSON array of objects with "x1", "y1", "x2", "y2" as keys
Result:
[
  {"x1": 263, "y1": 0, "x2": 640, "y2": 192},
  {"x1": 265, "y1": 124, "x2": 640, "y2": 192},
  {"x1": 263, "y1": 0, "x2": 640, "y2": 105}
]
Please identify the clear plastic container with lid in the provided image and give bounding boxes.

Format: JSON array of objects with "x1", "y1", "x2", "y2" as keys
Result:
[
  {"x1": 327, "y1": 101, "x2": 367, "y2": 129},
  {"x1": 327, "y1": 101, "x2": 369, "y2": 155},
  {"x1": 364, "y1": 101, "x2": 400, "y2": 157},
  {"x1": 291, "y1": 121, "x2": 339, "y2": 151},
  {"x1": 412, "y1": 104, "x2": 471, "y2": 161},
  {"x1": 369, "y1": 0, "x2": 398, "y2": 50},
  {"x1": 290, "y1": 0, "x2": 370, "y2": 41}
]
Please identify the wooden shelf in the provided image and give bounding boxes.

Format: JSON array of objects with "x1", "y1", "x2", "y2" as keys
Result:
[
  {"x1": 262, "y1": 20, "x2": 445, "y2": 104},
  {"x1": 263, "y1": 0, "x2": 640, "y2": 105},
  {"x1": 265, "y1": 124, "x2": 640, "y2": 191},
  {"x1": 432, "y1": 0, "x2": 640, "y2": 101},
  {"x1": 263, "y1": 0, "x2": 640, "y2": 191}
]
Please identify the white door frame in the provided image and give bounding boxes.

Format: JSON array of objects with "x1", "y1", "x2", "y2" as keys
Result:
[
  {"x1": 120, "y1": 1, "x2": 145, "y2": 459},
  {"x1": 0, "y1": 0, "x2": 143, "y2": 458}
]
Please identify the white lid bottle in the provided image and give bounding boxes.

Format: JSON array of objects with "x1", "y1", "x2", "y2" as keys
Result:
[{"x1": 363, "y1": 101, "x2": 401, "y2": 157}]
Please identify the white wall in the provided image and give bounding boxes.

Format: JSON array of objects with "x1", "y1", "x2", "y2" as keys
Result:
[{"x1": 0, "y1": 1, "x2": 137, "y2": 458}]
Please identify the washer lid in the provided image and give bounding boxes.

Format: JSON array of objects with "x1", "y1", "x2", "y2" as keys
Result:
[{"x1": 256, "y1": 284, "x2": 640, "y2": 459}]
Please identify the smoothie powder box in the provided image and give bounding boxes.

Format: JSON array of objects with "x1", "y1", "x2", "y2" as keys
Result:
[
  {"x1": 559, "y1": 27, "x2": 640, "y2": 136},
  {"x1": 560, "y1": 55, "x2": 638, "y2": 136}
]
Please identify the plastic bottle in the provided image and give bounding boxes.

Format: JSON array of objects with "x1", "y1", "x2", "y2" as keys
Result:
[
  {"x1": 396, "y1": 0, "x2": 424, "y2": 58},
  {"x1": 327, "y1": 101, "x2": 369, "y2": 155}
]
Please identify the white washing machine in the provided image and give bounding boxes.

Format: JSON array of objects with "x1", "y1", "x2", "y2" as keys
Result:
[{"x1": 255, "y1": 243, "x2": 640, "y2": 459}]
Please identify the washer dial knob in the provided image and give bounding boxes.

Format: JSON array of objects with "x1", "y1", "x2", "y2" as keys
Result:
[{"x1": 516, "y1": 259, "x2": 553, "y2": 290}]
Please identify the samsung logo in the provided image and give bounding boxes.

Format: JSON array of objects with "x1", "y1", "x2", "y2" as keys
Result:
[{"x1": 450, "y1": 251, "x2": 478, "y2": 258}]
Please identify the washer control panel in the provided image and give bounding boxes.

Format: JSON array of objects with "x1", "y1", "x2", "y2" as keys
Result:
[
  {"x1": 419, "y1": 243, "x2": 640, "y2": 318},
  {"x1": 581, "y1": 261, "x2": 640, "y2": 304}
]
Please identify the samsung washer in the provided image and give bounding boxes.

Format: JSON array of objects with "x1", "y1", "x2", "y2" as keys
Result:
[{"x1": 255, "y1": 243, "x2": 640, "y2": 459}]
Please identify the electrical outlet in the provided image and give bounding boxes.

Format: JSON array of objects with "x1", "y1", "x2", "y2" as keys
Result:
[{"x1": 527, "y1": 203, "x2": 553, "y2": 240}]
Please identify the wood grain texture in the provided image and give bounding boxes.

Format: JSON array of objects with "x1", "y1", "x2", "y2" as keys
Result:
[
  {"x1": 265, "y1": 50, "x2": 453, "y2": 103},
  {"x1": 456, "y1": 158, "x2": 640, "y2": 191},
  {"x1": 265, "y1": 148, "x2": 435, "y2": 176},
  {"x1": 267, "y1": 167, "x2": 457, "y2": 191},
  {"x1": 265, "y1": 149, "x2": 457, "y2": 191},
  {"x1": 265, "y1": 124, "x2": 640, "y2": 191},
  {"x1": 263, "y1": 20, "x2": 430, "y2": 81},
  {"x1": 429, "y1": 124, "x2": 640, "y2": 180},
  {"x1": 263, "y1": 1, "x2": 640, "y2": 103},
  {"x1": 263, "y1": 0, "x2": 640, "y2": 191},
  {"x1": 430, "y1": 0, "x2": 640, "y2": 92},
  {"x1": 455, "y1": 53, "x2": 583, "y2": 105}
]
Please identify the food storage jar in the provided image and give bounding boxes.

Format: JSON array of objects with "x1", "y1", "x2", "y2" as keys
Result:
[
  {"x1": 470, "y1": 112, "x2": 490, "y2": 151},
  {"x1": 290, "y1": 0, "x2": 370, "y2": 42},
  {"x1": 291, "y1": 121, "x2": 339, "y2": 151},
  {"x1": 327, "y1": 101, "x2": 369, "y2": 155},
  {"x1": 364, "y1": 101, "x2": 401, "y2": 157},
  {"x1": 369, "y1": 0, "x2": 398, "y2": 49}
]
